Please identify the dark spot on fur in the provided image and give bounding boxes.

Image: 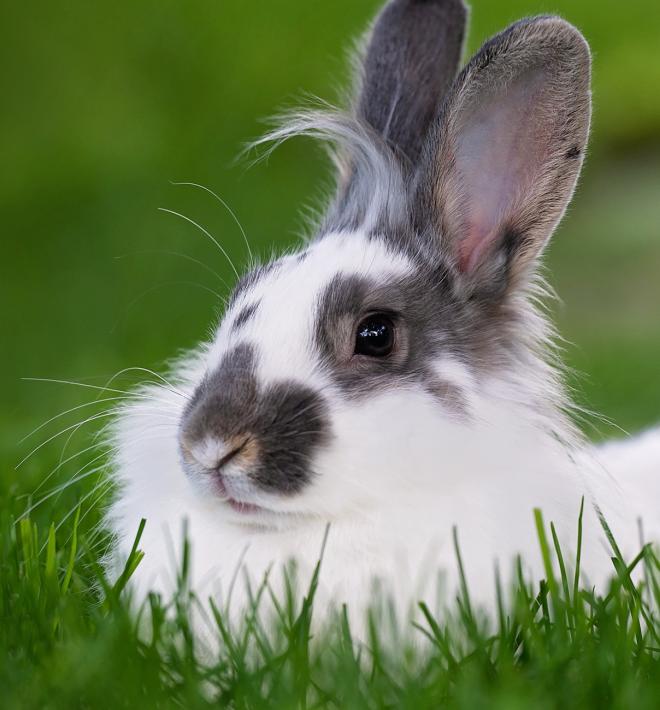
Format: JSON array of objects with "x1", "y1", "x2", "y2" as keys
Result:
[
  {"x1": 180, "y1": 343, "x2": 331, "y2": 495},
  {"x1": 425, "y1": 378, "x2": 469, "y2": 419},
  {"x1": 296, "y1": 250, "x2": 309, "y2": 263},
  {"x1": 500, "y1": 228, "x2": 525, "y2": 260},
  {"x1": 566, "y1": 145, "x2": 581, "y2": 159},
  {"x1": 229, "y1": 262, "x2": 279, "y2": 307},
  {"x1": 232, "y1": 302, "x2": 259, "y2": 330}
]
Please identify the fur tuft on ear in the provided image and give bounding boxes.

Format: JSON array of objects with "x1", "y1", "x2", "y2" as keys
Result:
[
  {"x1": 422, "y1": 16, "x2": 591, "y2": 293},
  {"x1": 251, "y1": 1, "x2": 468, "y2": 235}
]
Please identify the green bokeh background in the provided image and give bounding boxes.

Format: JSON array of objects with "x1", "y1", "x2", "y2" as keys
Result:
[{"x1": 2, "y1": 0, "x2": 659, "y2": 503}]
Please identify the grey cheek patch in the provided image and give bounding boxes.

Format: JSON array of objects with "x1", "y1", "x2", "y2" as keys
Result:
[{"x1": 250, "y1": 382, "x2": 332, "y2": 494}]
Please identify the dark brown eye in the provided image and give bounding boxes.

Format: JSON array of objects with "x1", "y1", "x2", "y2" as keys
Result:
[{"x1": 354, "y1": 314, "x2": 395, "y2": 357}]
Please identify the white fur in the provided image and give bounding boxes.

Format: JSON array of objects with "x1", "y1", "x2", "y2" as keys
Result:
[{"x1": 105, "y1": 230, "x2": 658, "y2": 643}]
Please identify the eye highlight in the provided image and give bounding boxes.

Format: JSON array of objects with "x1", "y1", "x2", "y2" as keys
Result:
[{"x1": 354, "y1": 314, "x2": 395, "y2": 358}]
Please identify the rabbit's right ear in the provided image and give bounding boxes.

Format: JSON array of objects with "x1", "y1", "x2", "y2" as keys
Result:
[
  {"x1": 418, "y1": 17, "x2": 591, "y2": 295},
  {"x1": 356, "y1": 0, "x2": 467, "y2": 166}
]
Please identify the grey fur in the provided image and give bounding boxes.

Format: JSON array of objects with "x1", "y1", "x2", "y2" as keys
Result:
[
  {"x1": 357, "y1": 0, "x2": 467, "y2": 165},
  {"x1": 180, "y1": 343, "x2": 332, "y2": 495},
  {"x1": 232, "y1": 301, "x2": 260, "y2": 331}
]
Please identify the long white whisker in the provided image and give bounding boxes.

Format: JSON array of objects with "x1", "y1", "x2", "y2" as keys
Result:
[
  {"x1": 43, "y1": 478, "x2": 115, "y2": 554},
  {"x1": 19, "y1": 398, "x2": 119, "y2": 444},
  {"x1": 158, "y1": 207, "x2": 240, "y2": 279},
  {"x1": 104, "y1": 367, "x2": 189, "y2": 401},
  {"x1": 171, "y1": 181, "x2": 254, "y2": 264},
  {"x1": 38, "y1": 366, "x2": 183, "y2": 471},
  {"x1": 31, "y1": 446, "x2": 111, "y2": 497},
  {"x1": 17, "y1": 409, "x2": 179, "y2": 469},
  {"x1": 20, "y1": 463, "x2": 109, "y2": 520},
  {"x1": 21, "y1": 377, "x2": 153, "y2": 398},
  {"x1": 19, "y1": 395, "x2": 177, "y2": 445}
]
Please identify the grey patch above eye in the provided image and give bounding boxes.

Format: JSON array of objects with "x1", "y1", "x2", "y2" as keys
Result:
[
  {"x1": 232, "y1": 302, "x2": 260, "y2": 330},
  {"x1": 314, "y1": 268, "x2": 472, "y2": 404},
  {"x1": 180, "y1": 342, "x2": 331, "y2": 496}
]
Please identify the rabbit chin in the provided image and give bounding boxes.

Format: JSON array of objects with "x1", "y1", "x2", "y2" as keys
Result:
[{"x1": 104, "y1": 360, "x2": 642, "y2": 640}]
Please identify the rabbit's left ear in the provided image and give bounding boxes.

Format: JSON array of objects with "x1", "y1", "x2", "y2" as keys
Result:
[{"x1": 420, "y1": 17, "x2": 591, "y2": 293}]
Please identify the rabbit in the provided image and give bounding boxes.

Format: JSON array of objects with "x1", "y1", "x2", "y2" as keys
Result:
[{"x1": 105, "y1": 0, "x2": 659, "y2": 636}]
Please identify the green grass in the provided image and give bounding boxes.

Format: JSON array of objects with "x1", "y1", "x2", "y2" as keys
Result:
[
  {"x1": 2, "y1": 0, "x2": 660, "y2": 706},
  {"x1": 2, "y1": 504, "x2": 659, "y2": 709}
]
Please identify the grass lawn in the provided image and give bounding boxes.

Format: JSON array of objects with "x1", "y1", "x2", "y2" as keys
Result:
[{"x1": 2, "y1": 505, "x2": 659, "y2": 708}]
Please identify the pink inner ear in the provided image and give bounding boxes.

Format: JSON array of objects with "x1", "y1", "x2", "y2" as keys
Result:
[
  {"x1": 453, "y1": 73, "x2": 547, "y2": 274},
  {"x1": 459, "y1": 224, "x2": 500, "y2": 273}
]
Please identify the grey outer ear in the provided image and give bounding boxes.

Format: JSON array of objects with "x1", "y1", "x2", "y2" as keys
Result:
[
  {"x1": 356, "y1": 0, "x2": 468, "y2": 166},
  {"x1": 418, "y1": 16, "x2": 591, "y2": 294}
]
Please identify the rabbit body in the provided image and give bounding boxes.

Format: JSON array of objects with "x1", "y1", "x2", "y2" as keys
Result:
[{"x1": 105, "y1": 1, "x2": 658, "y2": 632}]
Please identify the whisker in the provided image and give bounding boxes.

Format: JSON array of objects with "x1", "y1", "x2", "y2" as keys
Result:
[
  {"x1": 18, "y1": 394, "x2": 178, "y2": 445},
  {"x1": 31, "y1": 445, "x2": 111, "y2": 497},
  {"x1": 17, "y1": 412, "x2": 123, "y2": 469},
  {"x1": 104, "y1": 367, "x2": 189, "y2": 401},
  {"x1": 19, "y1": 397, "x2": 119, "y2": 445},
  {"x1": 158, "y1": 207, "x2": 240, "y2": 279},
  {"x1": 20, "y1": 463, "x2": 109, "y2": 520},
  {"x1": 171, "y1": 181, "x2": 254, "y2": 264},
  {"x1": 36, "y1": 366, "x2": 183, "y2": 470},
  {"x1": 21, "y1": 377, "x2": 156, "y2": 398},
  {"x1": 44, "y1": 478, "x2": 115, "y2": 554},
  {"x1": 16, "y1": 409, "x2": 179, "y2": 469}
]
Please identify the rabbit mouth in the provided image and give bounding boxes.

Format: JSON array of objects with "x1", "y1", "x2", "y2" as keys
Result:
[{"x1": 213, "y1": 473, "x2": 263, "y2": 515}]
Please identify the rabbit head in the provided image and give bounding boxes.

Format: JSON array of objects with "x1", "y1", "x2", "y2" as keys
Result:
[{"x1": 176, "y1": 0, "x2": 591, "y2": 526}]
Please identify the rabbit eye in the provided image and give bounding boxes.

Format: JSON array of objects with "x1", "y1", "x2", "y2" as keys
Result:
[{"x1": 354, "y1": 314, "x2": 395, "y2": 358}]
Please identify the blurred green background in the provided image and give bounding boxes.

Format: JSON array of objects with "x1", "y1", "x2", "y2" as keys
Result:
[{"x1": 2, "y1": 0, "x2": 659, "y2": 503}]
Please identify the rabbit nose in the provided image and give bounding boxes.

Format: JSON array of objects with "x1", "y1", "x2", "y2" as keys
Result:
[{"x1": 215, "y1": 438, "x2": 249, "y2": 470}]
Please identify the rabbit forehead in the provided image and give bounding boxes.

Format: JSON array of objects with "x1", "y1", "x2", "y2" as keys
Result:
[{"x1": 211, "y1": 231, "x2": 414, "y2": 383}]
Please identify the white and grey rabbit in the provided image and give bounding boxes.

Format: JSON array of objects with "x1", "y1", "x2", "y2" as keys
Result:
[{"x1": 106, "y1": 0, "x2": 660, "y2": 633}]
